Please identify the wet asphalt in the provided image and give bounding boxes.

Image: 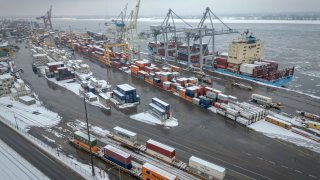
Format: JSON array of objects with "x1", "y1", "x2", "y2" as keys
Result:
[{"x1": 13, "y1": 42, "x2": 320, "y2": 180}]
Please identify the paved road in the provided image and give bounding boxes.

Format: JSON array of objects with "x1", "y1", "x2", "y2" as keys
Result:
[
  {"x1": 0, "y1": 121, "x2": 85, "y2": 180},
  {"x1": 15, "y1": 42, "x2": 320, "y2": 180}
]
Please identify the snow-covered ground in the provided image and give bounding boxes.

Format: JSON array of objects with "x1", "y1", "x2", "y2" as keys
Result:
[
  {"x1": 0, "y1": 139, "x2": 49, "y2": 180},
  {"x1": 0, "y1": 115, "x2": 109, "y2": 180},
  {"x1": 130, "y1": 112, "x2": 178, "y2": 127},
  {"x1": 0, "y1": 96, "x2": 61, "y2": 131},
  {"x1": 46, "y1": 77, "x2": 110, "y2": 110},
  {"x1": 249, "y1": 120, "x2": 320, "y2": 153},
  {"x1": 67, "y1": 119, "x2": 112, "y2": 137}
]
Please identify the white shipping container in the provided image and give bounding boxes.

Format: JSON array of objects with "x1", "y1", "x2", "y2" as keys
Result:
[
  {"x1": 228, "y1": 95, "x2": 238, "y2": 101},
  {"x1": 226, "y1": 108, "x2": 239, "y2": 116},
  {"x1": 240, "y1": 64, "x2": 259, "y2": 75},
  {"x1": 217, "y1": 109, "x2": 226, "y2": 116},
  {"x1": 218, "y1": 94, "x2": 228, "y2": 101},
  {"x1": 251, "y1": 94, "x2": 272, "y2": 104},
  {"x1": 189, "y1": 156, "x2": 226, "y2": 180},
  {"x1": 193, "y1": 97, "x2": 200, "y2": 105},
  {"x1": 226, "y1": 114, "x2": 237, "y2": 121},
  {"x1": 220, "y1": 103, "x2": 229, "y2": 110},
  {"x1": 236, "y1": 117, "x2": 251, "y2": 126},
  {"x1": 240, "y1": 111, "x2": 253, "y2": 120}
]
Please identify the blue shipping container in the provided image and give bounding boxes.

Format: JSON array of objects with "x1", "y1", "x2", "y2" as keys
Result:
[
  {"x1": 106, "y1": 156, "x2": 132, "y2": 170},
  {"x1": 151, "y1": 98, "x2": 170, "y2": 112}
]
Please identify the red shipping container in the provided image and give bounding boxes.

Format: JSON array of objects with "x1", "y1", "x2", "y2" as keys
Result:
[
  {"x1": 103, "y1": 145, "x2": 132, "y2": 165},
  {"x1": 146, "y1": 139, "x2": 175, "y2": 158}
]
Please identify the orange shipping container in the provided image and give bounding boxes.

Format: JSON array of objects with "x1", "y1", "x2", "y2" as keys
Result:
[
  {"x1": 73, "y1": 139, "x2": 98, "y2": 153},
  {"x1": 142, "y1": 163, "x2": 177, "y2": 180}
]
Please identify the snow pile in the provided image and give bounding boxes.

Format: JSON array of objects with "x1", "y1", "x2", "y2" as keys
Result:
[
  {"x1": 0, "y1": 140, "x2": 49, "y2": 180},
  {"x1": 0, "y1": 96, "x2": 61, "y2": 130},
  {"x1": 42, "y1": 135, "x2": 56, "y2": 143},
  {"x1": 130, "y1": 112, "x2": 178, "y2": 127},
  {"x1": 67, "y1": 120, "x2": 112, "y2": 137},
  {"x1": 0, "y1": 115, "x2": 109, "y2": 180},
  {"x1": 68, "y1": 157, "x2": 109, "y2": 180},
  {"x1": 249, "y1": 120, "x2": 320, "y2": 153},
  {"x1": 47, "y1": 78, "x2": 81, "y2": 95}
]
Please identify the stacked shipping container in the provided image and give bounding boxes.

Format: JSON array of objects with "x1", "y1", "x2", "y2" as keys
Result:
[{"x1": 146, "y1": 139, "x2": 176, "y2": 163}]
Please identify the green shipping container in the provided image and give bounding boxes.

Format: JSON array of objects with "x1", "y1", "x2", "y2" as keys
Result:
[{"x1": 74, "y1": 131, "x2": 97, "y2": 147}]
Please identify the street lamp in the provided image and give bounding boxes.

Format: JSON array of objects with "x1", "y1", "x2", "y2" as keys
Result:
[{"x1": 83, "y1": 96, "x2": 95, "y2": 177}]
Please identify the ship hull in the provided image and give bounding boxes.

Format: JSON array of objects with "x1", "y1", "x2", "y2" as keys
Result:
[{"x1": 213, "y1": 68, "x2": 293, "y2": 87}]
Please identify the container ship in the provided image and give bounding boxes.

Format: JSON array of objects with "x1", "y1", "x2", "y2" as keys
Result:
[{"x1": 148, "y1": 32, "x2": 294, "y2": 87}]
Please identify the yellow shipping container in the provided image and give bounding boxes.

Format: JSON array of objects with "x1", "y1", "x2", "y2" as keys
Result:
[
  {"x1": 306, "y1": 121, "x2": 320, "y2": 130},
  {"x1": 142, "y1": 163, "x2": 177, "y2": 180},
  {"x1": 265, "y1": 115, "x2": 292, "y2": 130}
]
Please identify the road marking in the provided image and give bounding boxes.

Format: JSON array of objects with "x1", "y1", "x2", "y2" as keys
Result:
[
  {"x1": 294, "y1": 170, "x2": 302, "y2": 174},
  {"x1": 257, "y1": 157, "x2": 263, "y2": 160},
  {"x1": 308, "y1": 174, "x2": 317, "y2": 179},
  {"x1": 268, "y1": 161, "x2": 275, "y2": 165},
  {"x1": 281, "y1": 165, "x2": 288, "y2": 169}
]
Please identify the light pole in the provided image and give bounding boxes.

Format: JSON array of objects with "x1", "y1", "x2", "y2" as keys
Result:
[
  {"x1": 13, "y1": 112, "x2": 19, "y2": 129},
  {"x1": 83, "y1": 96, "x2": 95, "y2": 177}
]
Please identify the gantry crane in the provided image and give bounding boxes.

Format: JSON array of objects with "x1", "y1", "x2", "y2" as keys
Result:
[
  {"x1": 148, "y1": 7, "x2": 238, "y2": 70},
  {"x1": 106, "y1": 0, "x2": 141, "y2": 60},
  {"x1": 104, "y1": 43, "x2": 130, "y2": 66},
  {"x1": 36, "y1": 5, "x2": 53, "y2": 30}
]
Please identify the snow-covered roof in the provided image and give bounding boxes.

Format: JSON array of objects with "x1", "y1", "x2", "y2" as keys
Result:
[
  {"x1": 117, "y1": 84, "x2": 135, "y2": 91},
  {"x1": 18, "y1": 96, "x2": 35, "y2": 102},
  {"x1": 99, "y1": 93, "x2": 109, "y2": 100},
  {"x1": 47, "y1": 61, "x2": 63, "y2": 66},
  {"x1": 147, "y1": 139, "x2": 175, "y2": 152},
  {"x1": 143, "y1": 163, "x2": 176, "y2": 180},
  {"x1": 189, "y1": 156, "x2": 226, "y2": 173},
  {"x1": 85, "y1": 92, "x2": 97, "y2": 98},
  {"x1": 152, "y1": 98, "x2": 169, "y2": 106},
  {"x1": 113, "y1": 126, "x2": 137, "y2": 137},
  {"x1": 74, "y1": 131, "x2": 97, "y2": 142},
  {"x1": 266, "y1": 115, "x2": 292, "y2": 126},
  {"x1": 0, "y1": 73, "x2": 13, "y2": 80}
]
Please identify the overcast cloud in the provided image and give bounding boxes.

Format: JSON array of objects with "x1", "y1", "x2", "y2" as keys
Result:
[{"x1": 0, "y1": 0, "x2": 319, "y2": 17}]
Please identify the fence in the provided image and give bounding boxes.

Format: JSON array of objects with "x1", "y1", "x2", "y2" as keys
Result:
[{"x1": 0, "y1": 114, "x2": 96, "y2": 180}]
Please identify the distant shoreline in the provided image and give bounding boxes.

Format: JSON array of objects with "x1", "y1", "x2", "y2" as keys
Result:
[{"x1": 50, "y1": 17, "x2": 320, "y2": 25}]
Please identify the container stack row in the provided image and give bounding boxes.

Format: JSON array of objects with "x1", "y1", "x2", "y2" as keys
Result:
[
  {"x1": 112, "y1": 84, "x2": 140, "y2": 104},
  {"x1": 148, "y1": 97, "x2": 171, "y2": 120}
]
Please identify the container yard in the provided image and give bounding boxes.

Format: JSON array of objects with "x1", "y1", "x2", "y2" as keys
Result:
[
  {"x1": 1, "y1": 2, "x2": 320, "y2": 180},
  {"x1": 69, "y1": 127, "x2": 217, "y2": 180}
]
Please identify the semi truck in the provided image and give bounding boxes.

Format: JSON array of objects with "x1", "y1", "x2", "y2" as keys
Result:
[{"x1": 251, "y1": 93, "x2": 282, "y2": 110}]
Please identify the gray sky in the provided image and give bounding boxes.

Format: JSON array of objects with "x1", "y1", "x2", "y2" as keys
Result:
[{"x1": 0, "y1": 0, "x2": 320, "y2": 17}]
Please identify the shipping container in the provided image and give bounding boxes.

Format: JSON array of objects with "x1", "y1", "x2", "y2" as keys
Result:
[
  {"x1": 146, "y1": 139, "x2": 176, "y2": 163},
  {"x1": 152, "y1": 97, "x2": 170, "y2": 112},
  {"x1": 217, "y1": 109, "x2": 226, "y2": 116},
  {"x1": 189, "y1": 156, "x2": 226, "y2": 180},
  {"x1": 73, "y1": 131, "x2": 98, "y2": 153},
  {"x1": 113, "y1": 126, "x2": 137, "y2": 146},
  {"x1": 251, "y1": 94, "x2": 272, "y2": 104},
  {"x1": 142, "y1": 163, "x2": 177, "y2": 180},
  {"x1": 265, "y1": 115, "x2": 292, "y2": 130},
  {"x1": 103, "y1": 145, "x2": 132, "y2": 169}
]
